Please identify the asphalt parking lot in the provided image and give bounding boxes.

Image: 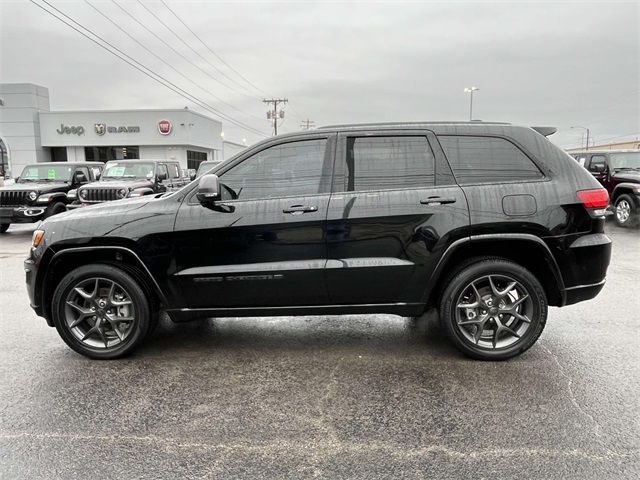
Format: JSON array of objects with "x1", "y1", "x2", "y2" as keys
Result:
[{"x1": 0, "y1": 222, "x2": 638, "y2": 479}]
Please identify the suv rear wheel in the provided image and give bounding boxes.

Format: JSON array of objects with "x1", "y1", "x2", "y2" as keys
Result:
[
  {"x1": 439, "y1": 258, "x2": 547, "y2": 360},
  {"x1": 52, "y1": 264, "x2": 151, "y2": 359},
  {"x1": 614, "y1": 194, "x2": 639, "y2": 228}
]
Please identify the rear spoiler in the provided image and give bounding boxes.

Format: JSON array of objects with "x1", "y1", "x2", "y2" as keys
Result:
[{"x1": 532, "y1": 126, "x2": 557, "y2": 137}]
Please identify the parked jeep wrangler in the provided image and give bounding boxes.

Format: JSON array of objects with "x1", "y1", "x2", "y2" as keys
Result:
[
  {"x1": 26, "y1": 122, "x2": 611, "y2": 360},
  {"x1": 570, "y1": 150, "x2": 640, "y2": 227},
  {"x1": 68, "y1": 159, "x2": 188, "y2": 207},
  {"x1": 0, "y1": 162, "x2": 102, "y2": 233}
]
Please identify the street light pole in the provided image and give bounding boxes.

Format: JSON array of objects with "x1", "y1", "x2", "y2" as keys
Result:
[
  {"x1": 464, "y1": 86, "x2": 479, "y2": 121},
  {"x1": 571, "y1": 125, "x2": 591, "y2": 151}
]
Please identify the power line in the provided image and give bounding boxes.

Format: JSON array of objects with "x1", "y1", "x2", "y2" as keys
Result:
[
  {"x1": 263, "y1": 98, "x2": 287, "y2": 136},
  {"x1": 110, "y1": 0, "x2": 262, "y2": 122},
  {"x1": 134, "y1": 0, "x2": 256, "y2": 100},
  {"x1": 159, "y1": 0, "x2": 269, "y2": 98},
  {"x1": 31, "y1": 0, "x2": 266, "y2": 136},
  {"x1": 83, "y1": 0, "x2": 262, "y2": 125}
]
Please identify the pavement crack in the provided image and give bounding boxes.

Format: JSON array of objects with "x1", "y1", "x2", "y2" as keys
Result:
[{"x1": 540, "y1": 342, "x2": 607, "y2": 445}]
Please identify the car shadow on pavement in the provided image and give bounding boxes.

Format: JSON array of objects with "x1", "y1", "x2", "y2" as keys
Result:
[{"x1": 137, "y1": 309, "x2": 459, "y2": 358}]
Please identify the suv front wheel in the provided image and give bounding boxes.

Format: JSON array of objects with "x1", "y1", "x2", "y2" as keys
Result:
[
  {"x1": 440, "y1": 258, "x2": 547, "y2": 360},
  {"x1": 614, "y1": 194, "x2": 639, "y2": 228},
  {"x1": 52, "y1": 264, "x2": 152, "y2": 359}
]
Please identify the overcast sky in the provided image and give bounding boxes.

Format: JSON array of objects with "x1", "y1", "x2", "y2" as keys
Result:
[{"x1": 1, "y1": 0, "x2": 638, "y2": 148}]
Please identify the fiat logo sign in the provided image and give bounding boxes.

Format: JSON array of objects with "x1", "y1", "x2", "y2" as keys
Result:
[{"x1": 158, "y1": 119, "x2": 172, "y2": 135}]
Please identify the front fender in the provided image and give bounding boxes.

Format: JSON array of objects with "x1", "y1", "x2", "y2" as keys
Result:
[{"x1": 612, "y1": 183, "x2": 640, "y2": 203}]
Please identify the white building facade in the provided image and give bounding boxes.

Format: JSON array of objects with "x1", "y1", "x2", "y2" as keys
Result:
[{"x1": 1, "y1": 83, "x2": 225, "y2": 177}]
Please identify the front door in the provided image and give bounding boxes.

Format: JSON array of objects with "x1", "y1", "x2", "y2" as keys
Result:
[
  {"x1": 171, "y1": 134, "x2": 335, "y2": 309},
  {"x1": 325, "y1": 131, "x2": 470, "y2": 306}
]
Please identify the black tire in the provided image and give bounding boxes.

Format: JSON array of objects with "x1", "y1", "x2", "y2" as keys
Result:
[
  {"x1": 0, "y1": 223, "x2": 9, "y2": 233},
  {"x1": 44, "y1": 202, "x2": 66, "y2": 219},
  {"x1": 613, "y1": 194, "x2": 639, "y2": 228},
  {"x1": 439, "y1": 258, "x2": 547, "y2": 361},
  {"x1": 51, "y1": 264, "x2": 151, "y2": 359}
]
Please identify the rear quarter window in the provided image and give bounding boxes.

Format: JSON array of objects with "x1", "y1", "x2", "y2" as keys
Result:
[{"x1": 438, "y1": 136, "x2": 543, "y2": 184}]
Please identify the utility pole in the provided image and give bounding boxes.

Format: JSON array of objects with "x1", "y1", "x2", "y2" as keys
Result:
[
  {"x1": 571, "y1": 125, "x2": 591, "y2": 151},
  {"x1": 300, "y1": 119, "x2": 315, "y2": 130},
  {"x1": 263, "y1": 98, "x2": 287, "y2": 135},
  {"x1": 464, "y1": 86, "x2": 479, "y2": 121}
]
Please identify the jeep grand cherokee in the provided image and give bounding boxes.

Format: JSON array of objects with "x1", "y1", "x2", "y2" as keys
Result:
[{"x1": 25, "y1": 122, "x2": 611, "y2": 360}]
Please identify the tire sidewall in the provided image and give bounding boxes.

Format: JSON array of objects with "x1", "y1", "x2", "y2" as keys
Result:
[
  {"x1": 441, "y1": 260, "x2": 547, "y2": 361},
  {"x1": 52, "y1": 264, "x2": 150, "y2": 359},
  {"x1": 44, "y1": 202, "x2": 66, "y2": 219},
  {"x1": 614, "y1": 194, "x2": 638, "y2": 228}
]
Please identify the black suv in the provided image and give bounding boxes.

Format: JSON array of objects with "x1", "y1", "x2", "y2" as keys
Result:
[
  {"x1": 25, "y1": 123, "x2": 611, "y2": 360},
  {"x1": 569, "y1": 150, "x2": 640, "y2": 227},
  {"x1": 68, "y1": 159, "x2": 188, "y2": 207},
  {"x1": 0, "y1": 162, "x2": 103, "y2": 233}
]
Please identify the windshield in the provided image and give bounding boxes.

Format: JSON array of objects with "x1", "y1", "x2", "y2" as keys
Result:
[
  {"x1": 610, "y1": 152, "x2": 640, "y2": 170},
  {"x1": 102, "y1": 162, "x2": 155, "y2": 179},
  {"x1": 18, "y1": 165, "x2": 73, "y2": 182}
]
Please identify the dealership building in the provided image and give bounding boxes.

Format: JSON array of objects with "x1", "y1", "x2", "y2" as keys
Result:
[{"x1": 0, "y1": 83, "x2": 245, "y2": 177}]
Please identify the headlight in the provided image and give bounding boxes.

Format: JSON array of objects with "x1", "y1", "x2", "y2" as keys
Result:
[
  {"x1": 79, "y1": 189, "x2": 88, "y2": 199},
  {"x1": 67, "y1": 189, "x2": 77, "y2": 200},
  {"x1": 36, "y1": 194, "x2": 52, "y2": 204},
  {"x1": 117, "y1": 188, "x2": 128, "y2": 199},
  {"x1": 28, "y1": 191, "x2": 38, "y2": 201}
]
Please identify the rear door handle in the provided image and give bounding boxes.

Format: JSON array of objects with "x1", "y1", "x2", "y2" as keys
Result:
[
  {"x1": 283, "y1": 205, "x2": 319, "y2": 214},
  {"x1": 420, "y1": 196, "x2": 457, "y2": 206}
]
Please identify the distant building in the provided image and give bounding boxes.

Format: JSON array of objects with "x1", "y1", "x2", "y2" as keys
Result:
[
  {"x1": 222, "y1": 140, "x2": 247, "y2": 159},
  {"x1": 566, "y1": 138, "x2": 640, "y2": 152},
  {"x1": 0, "y1": 83, "x2": 225, "y2": 178}
]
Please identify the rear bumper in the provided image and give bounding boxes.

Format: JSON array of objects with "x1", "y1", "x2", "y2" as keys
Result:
[
  {"x1": 558, "y1": 233, "x2": 611, "y2": 306},
  {"x1": 562, "y1": 279, "x2": 606, "y2": 306}
]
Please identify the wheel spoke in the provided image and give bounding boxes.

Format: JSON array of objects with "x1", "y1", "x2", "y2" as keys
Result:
[
  {"x1": 73, "y1": 287, "x2": 93, "y2": 300},
  {"x1": 474, "y1": 319, "x2": 486, "y2": 344},
  {"x1": 457, "y1": 301, "x2": 480, "y2": 309},
  {"x1": 510, "y1": 294, "x2": 529, "y2": 308},
  {"x1": 488, "y1": 276, "x2": 500, "y2": 298},
  {"x1": 458, "y1": 318, "x2": 483, "y2": 326}
]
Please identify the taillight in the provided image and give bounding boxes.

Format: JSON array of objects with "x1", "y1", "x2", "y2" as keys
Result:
[{"x1": 577, "y1": 189, "x2": 609, "y2": 209}]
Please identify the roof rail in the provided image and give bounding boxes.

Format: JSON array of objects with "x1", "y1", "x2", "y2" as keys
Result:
[{"x1": 317, "y1": 121, "x2": 511, "y2": 130}]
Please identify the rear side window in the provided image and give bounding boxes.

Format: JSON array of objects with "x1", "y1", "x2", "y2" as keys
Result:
[
  {"x1": 438, "y1": 136, "x2": 543, "y2": 184},
  {"x1": 345, "y1": 136, "x2": 435, "y2": 191}
]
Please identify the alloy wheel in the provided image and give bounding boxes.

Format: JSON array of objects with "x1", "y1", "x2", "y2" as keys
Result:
[
  {"x1": 455, "y1": 274, "x2": 533, "y2": 349},
  {"x1": 64, "y1": 277, "x2": 136, "y2": 349},
  {"x1": 616, "y1": 199, "x2": 631, "y2": 224}
]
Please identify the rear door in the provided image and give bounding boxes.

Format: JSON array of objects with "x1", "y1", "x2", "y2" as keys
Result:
[
  {"x1": 171, "y1": 134, "x2": 335, "y2": 309},
  {"x1": 325, "y1": 130, "x2": 470, "y2": 306}
]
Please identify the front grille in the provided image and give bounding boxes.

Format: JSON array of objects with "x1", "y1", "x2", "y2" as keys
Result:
[
  {"x1": 80, "y1": 188, "x2": 120, "y2": 203},
  {"x1": 0, "y1": 190, "x2": 30, "y2": 207}
]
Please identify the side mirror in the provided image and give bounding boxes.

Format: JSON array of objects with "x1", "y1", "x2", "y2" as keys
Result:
[
  {"x1": 196, "y1": 174, "x2": 220, "y2": 204},
  {"x1": 157, "y1": 172, "x2": 167, "y2": 182}
]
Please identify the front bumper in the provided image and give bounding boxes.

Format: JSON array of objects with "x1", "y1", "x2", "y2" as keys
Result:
[
  {"x1": 24, "y1": 255, "x2": 47, "y2": 319},
  {"x1": 0, "y1": 206, "x2": 46, "y2": 223}
]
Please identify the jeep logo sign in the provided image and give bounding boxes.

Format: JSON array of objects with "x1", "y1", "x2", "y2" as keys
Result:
[
  {"x1": 158, "y1": 120, "x2": 172, "y2": 135},
  {"x1": 56, "y1": 124, "x2": 85, "y2": 135}
]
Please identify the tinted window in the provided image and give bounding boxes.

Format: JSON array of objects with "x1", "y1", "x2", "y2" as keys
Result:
[
  {"x1": 220, "y1": 139, "x2": 329, "y2": 201},
  {"x1": 439, "y1": 136, "x2": 543, "y2": 184},
  {"x1": 588, "y1": 155, "x2": 606, "y2": 172},
  {"x1": 168, "y1": 164, "x2": 180, "y2": 179},
  {"x1": 345, "y1": 136, "x2": 434, "y2": 191}
]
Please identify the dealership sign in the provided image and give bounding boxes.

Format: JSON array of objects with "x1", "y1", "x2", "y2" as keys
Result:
[
  {"x1": 158, "y1": 120, "x2": 172, "y2": 135},
  {"x1": 57, "y1": 124, "x2": 84, "y2": 135},
  {"x1": 94, "y1": 123, "x2": 140, "y2": 135}
]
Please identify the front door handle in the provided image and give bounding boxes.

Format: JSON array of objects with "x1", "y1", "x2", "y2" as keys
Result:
[
  {"x1": 283, "y1": 205, "x2": 319, "y2": 214},
  {"x1": 420, "y1": 196, "x2": 457, "y2": 206}
]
